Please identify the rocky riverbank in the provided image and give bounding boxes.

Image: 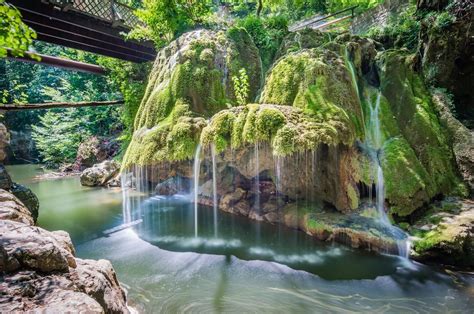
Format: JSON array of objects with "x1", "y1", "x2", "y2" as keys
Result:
[{"x1": 0, "y1": 187, "x2": 129, "y2": 312}]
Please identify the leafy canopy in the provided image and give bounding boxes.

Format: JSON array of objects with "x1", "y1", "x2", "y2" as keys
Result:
[
  {"x1": 128, "y1": 0, "x2": 213, "y2": 48},
  {"x1": 0, "y1": 0, "x2": 36, "y2": 58}
]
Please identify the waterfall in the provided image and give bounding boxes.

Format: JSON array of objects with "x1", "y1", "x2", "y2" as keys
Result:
[
  {"x1": 366, "y1": 91, "x2": 410, "y2": 257},
  {"x1": 366, "y1": 92, "x2": 388, "y2": 224},
  {"x1": 121, "y1": 173, "x2": 132, "y2": 224},
  {"x1": 254, "y1": 142, "x2": 260, "y2": 213},
  {"x1": 211, "y1": 144, "x2": 218, "y2": 237},
  {"x1": 376, "y1": 165, "x2": 389, "y2": 225},
  {"x1": 193, "y1": 144, "x2": 202, "y2": 238}
]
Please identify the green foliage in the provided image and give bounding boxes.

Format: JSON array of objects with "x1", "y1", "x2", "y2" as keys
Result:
[
  {"x1": 236, "y1": 15, "x2": 288, "y2": 70},
  {"x1": 367, "y1": 5, "x2": 420, "y2": 51},
  {"x1": 128, "y1": 0, "x2": 212, "y2": 48},
  {"x1": 97, "y1": 56, "x2": 150, "y2": 153},
  {"x1": 328, "y1": 0, "x2": 383, "y2": 13},
  {"x1": 0, "y1": 0, "x2": 36, "y2": 58},
  {"x1": 232, "y1": 68, "x2": 250, "y2": 105},
  {"x1": 31, "y1": 109, "x2": 85, "y2": 166},
  {"x1": 0, "y1": 42, "x2": 123, "y2": 166}
]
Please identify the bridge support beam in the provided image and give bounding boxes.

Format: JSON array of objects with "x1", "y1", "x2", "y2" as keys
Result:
[
  {"x1": 0, "y1": 100, "x2": 123, "y2": 111},
  {"x1": 8, "y1": 50, "x2": 106, "y2": 75}
]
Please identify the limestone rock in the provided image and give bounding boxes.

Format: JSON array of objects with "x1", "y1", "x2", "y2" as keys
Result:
[
  {"x1": 0, "y1": 188, "x2": 129, "y2": 312},
  {"x1": 431, "y1": 90, "x2": 474, "y2": 194},
  {"x1": 80, "y1": 160, "x2": 120, "y2": 187},
  {"x1": 155, "y1": 176, "x2": 191, "y2": 195},
  {"x1": 0, "y1": 219, "x2": 76, "y2": 272},
  {"x1": 122, "y1": 28, "x2": 262, "y2": 168},
  {"x1": 413, "y1": 199, "x2": 473, "y2": 267},
  {"x1": 419, "y1": 0, "x2": 474, "y2": 122},
  {"x1": 75, "y1": 136, "x2": 119, "y2": 171},
  {"x1": 0, "y1": 189, "x2": 34, "y2": 225},
  {"x1": 10, "y1": 183, "x2": 40, "y2": 222}
]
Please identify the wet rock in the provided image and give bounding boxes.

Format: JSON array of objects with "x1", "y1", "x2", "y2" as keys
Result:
[
  {"x1": 80, "y1": 160, "x2": 120, "y2": 187},
  {"x1": 155, "y1": 176, "x2": 191, "y2": 195},
  {"x1": 107, "y1": 173, "x2": 122, "y2": 187},
  {"x1": 10, "y1": 183, "x2": 39, "y2": 222}
]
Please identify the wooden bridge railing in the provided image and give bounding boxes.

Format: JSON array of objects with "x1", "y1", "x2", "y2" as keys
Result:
[
  {"x1": 42, "y1": 0, "x2": 140, "y2": 29},
  {"x1": 289, "y1": 5, "x2": 358, "y2": 32}
]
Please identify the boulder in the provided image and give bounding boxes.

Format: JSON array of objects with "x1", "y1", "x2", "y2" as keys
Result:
[
  {"x1": 0, "y1": 189, "x2": 34, "y2": 225},
  {"x1": 80, "y1": 160, "x2": 120, "y2": 187},
  {"x1": 413, "y1": 199, "x2": 473, "y2": 267},
  {"x1": 0, "y1": 219, "x2": 76, "y2": 273},
  {"x1": 10, "y1": 183, "x2": 40, "y2": 222},
  {"x1": 155, "y1": 176, "x2": 191, "y2": 195},
  {"x1": 75, "y1": 136, "x2": 119, "y2": 171}
]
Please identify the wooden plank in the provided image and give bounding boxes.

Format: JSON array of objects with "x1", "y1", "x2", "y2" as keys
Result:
[{"x1": 0, "y1": 100, "x2": 124, "y2": 111}]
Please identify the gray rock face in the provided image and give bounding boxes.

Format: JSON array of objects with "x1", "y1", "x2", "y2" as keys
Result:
[
  {"x1": 80, "y1": 160, "x2": 120, "y2": 187},
  {"x1": 0, "y1": 187, "x2": 129, "y2": 312}
]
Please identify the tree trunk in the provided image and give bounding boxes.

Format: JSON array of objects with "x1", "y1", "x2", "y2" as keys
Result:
[{"x1": 256, "y1": 0, "x2": 263, "y2": 17}]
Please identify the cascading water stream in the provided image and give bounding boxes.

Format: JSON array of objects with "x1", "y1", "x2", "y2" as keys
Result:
[
  {"x1": 121, "y1": 173, "x2": 132, "y2": 224},
  {"x1": 254, "y1": 142, "x2": 260, "y2": 213},
  {"x1": 366, "y1": 91, "x2": 410, "y2": 257},
  {"x1": 193, "y1": 144, "x2": 202, "y2": 238},
  {"x1": 211, "y1": 144, "x2": 218, "y2": 237}
]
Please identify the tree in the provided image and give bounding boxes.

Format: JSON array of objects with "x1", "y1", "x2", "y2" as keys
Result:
[
  {"x1": 0, "y1": 0, "x2": 36, "y2": 58},
  {"x1": 128, "y1": 0, "x2": 213, "y2": 48}
]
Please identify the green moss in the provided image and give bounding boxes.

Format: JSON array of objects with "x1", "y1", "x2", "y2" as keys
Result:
[
  {"x1": 261, "y1": 48, "x2": 363, "y2": 141},
  {"x1": 305, "y1": 216, "x2": 333, "y2": 234},
  {"x1": 255, "y1": 107, "x2": 286, "y2": 140},
  {"x1": 378, "y1": 50, "x2": 465, "y2": 214},
  {"x1": 273, "y1": 125, "x2": 297, "y2": 155},
  {"x1": 123, "y1": 30, "x2": 262, "y2": 168},
  {"x1": 226, "y1": 27, "x2": 262, "y2": 101},
  {"x1": 381, "y1": 137, "x2": 433, "y2": 216},
  {"x1": 346, "y1": 184, "x2": 359, "y2": 210},
  {"x1": 201, "y1": 104, "x2": 354, "y2": 157}
]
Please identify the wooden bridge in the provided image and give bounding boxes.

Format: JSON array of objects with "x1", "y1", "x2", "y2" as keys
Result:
[{"x1": 8, "y1": 0, "x2": 156, "y2": 63}]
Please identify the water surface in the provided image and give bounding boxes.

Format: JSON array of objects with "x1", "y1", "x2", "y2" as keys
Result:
[{"x1": 7, "y1": 164, "x2": 473, "y2": 313}]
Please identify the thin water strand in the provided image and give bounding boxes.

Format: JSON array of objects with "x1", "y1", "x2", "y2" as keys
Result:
[
  {"x1": 211, "y1": 144, "x2": 218, "y2": 237},
  {"x1": 193, "y1": 144, "x2": 202, "y2": 238}
]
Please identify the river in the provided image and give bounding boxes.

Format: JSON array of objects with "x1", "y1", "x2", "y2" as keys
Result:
[{"x1": 7, "y1": 164, "x2": 473, "y2": 313}]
